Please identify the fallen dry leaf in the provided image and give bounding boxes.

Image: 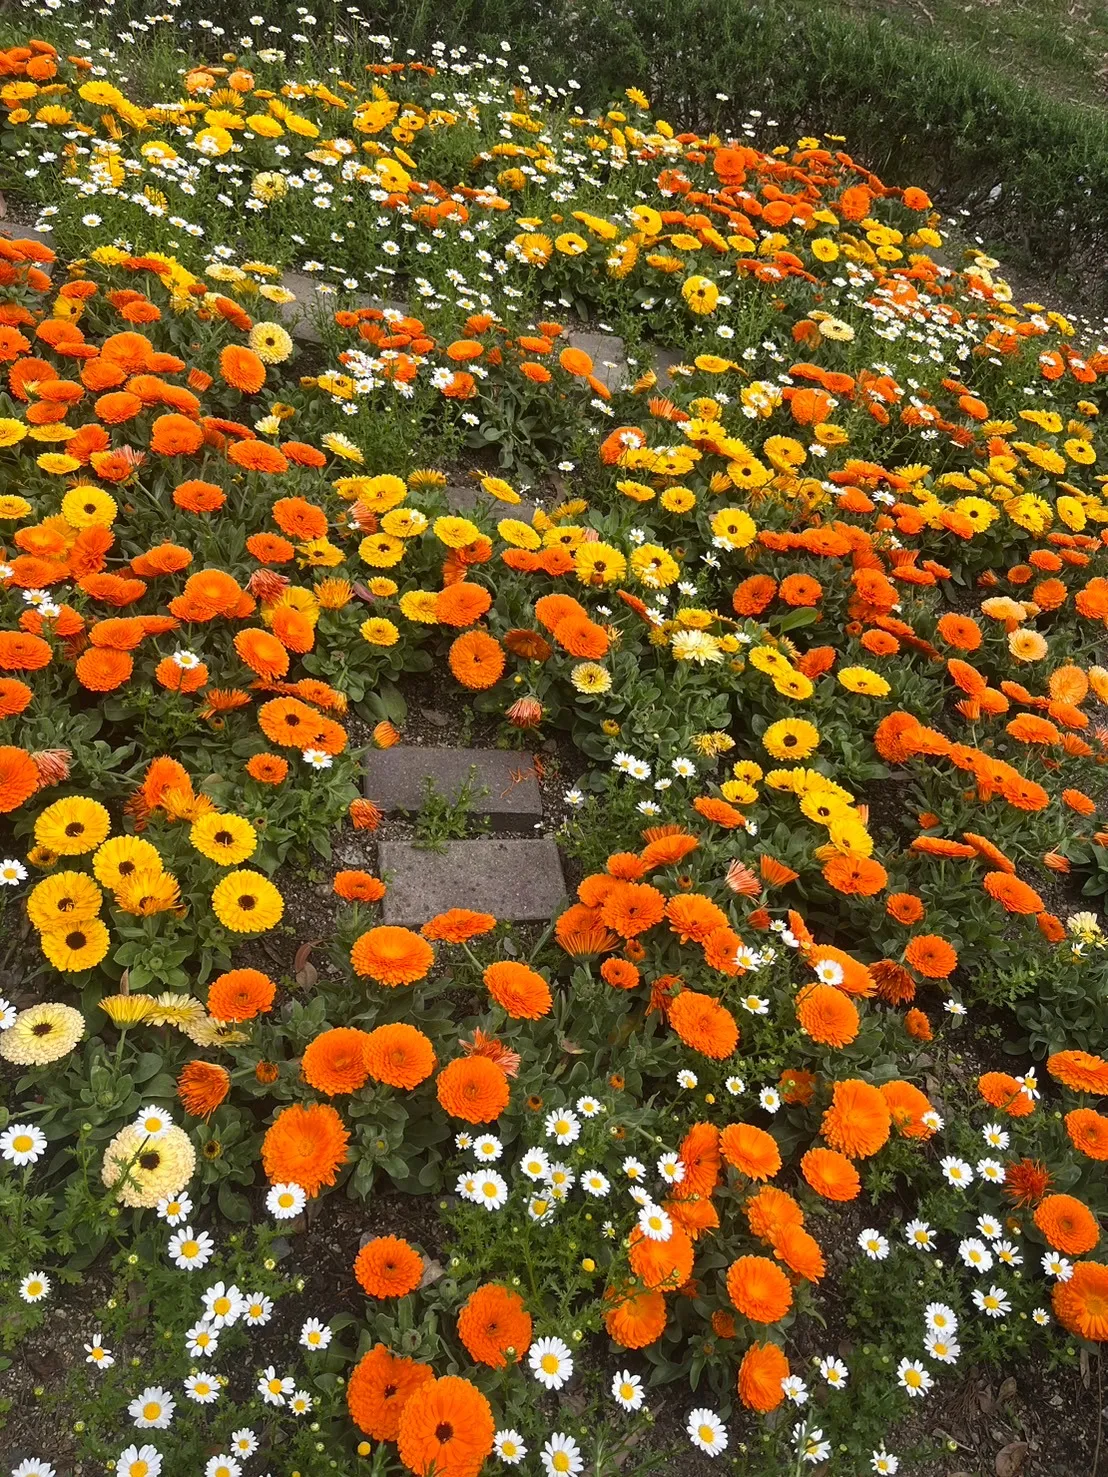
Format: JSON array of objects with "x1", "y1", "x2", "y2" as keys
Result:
[{"x1": 995, "y1": 1440, "x2": 1028, "y2": 1477}]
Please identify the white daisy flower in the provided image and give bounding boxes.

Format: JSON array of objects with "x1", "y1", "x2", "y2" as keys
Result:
[
  {"x1": 169, "y1": 1228, "x2": 214, "y2": 1271},
  {"x1": 687, "y1": 1409, "x2": 728, "y2": 1456},
  {"x1": 183, "y1": 1373, "x2": 220, "y2": 1405},
  {"x1": 611, "y1": 1369, "x2": 644, "y2": 1410},
  {"x1": 858, "y1": 1229, "x2": 889, "y2": 1260},
  {"x1": 896, "y1": 1359, "x2": 932, "y2": 1397},
  {"x1": 818, "y1": 1356, "x2": 848, "y2": 1388},
  {"x1": 116, "y1": 1446, "x2": 161, "y2": 1477},
  {"x1": 494, "y1": 1430, "x2": 527, "y2": 1465},
  {"x1": 257, "y1": 1366, "x2": 294, "y2": 1405},
  {"x1": 266, "y1": 1183, "x2": 306, "y2": 1220},
  {"x1": 1, "y1": 1123, "x2": 46, "y2": 1165},
  {"x1": 300, "y1": 1318, "x2": 333, "y2": 1351},
  {"x1": 157, "y1": 1192, "x2": 192, "y2": 1225},
  {"x1": 19, "y1": 1272, "x2": 50, "y2": 1303},
  {"x1": 129, "y1": 1387, "x2": 176, "y2": 1428},
  {"x1": 84, "y1": 1335, "x2": 114, "y2": 1369},
  {"x1": 541, "y1": 1433, "x2": 583, "y2": 1477},
  {"x1": 529, "y1": 1336, "x2": 573, "y2": 1390}
]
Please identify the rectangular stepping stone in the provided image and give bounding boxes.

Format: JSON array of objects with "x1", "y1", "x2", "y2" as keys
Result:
[
  {"x1": 445, "y1": 484, "x2": 538, "y2": 522},
  {"x1": 652, "y1": 344, "x2": 689, "y2": 379},
  {"x1": 364, "y1": 747, "x2": 542, "y2": 833},
  {"x1": 378, "y1": 838, "x2": 566, "y2": 924},
  {"x1": 566, "y1": 329, "x2": 627, "y2": 392}
]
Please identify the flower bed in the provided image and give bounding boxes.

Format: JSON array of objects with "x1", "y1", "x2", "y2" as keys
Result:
[{"x1": 1, "y1": 11, "x2": 1108, "y2": 1477}]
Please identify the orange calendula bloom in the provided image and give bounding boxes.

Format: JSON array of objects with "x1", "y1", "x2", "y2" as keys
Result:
[
  {"x1": 177, "y1": 1060, "x2": 231, "y2": 1118},
  {"x1": 261, "y1": 1102, "x2": 349, "y2": 1197},
  {"x1": 351, "y1": 926, "x2": 434, "y2": 986},
  {"x1": 354, "y1": 1235, "x2": 424, "y2": 1298}
]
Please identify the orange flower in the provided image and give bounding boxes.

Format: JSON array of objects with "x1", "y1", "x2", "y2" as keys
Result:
[
  {"x1": 483, "y1": 960, "x2": 552, "y2": 1019},
  {"x1": 456, "y1": 1284, "x2": 532, "y2": 1368},
  {"x1": 302, "y1": 1027, "x2": 373, "y2": 1096},
  {"x1": 436, "y1": 582, "x2": 492, "y2": 627},
  {"x1": 272, "y1": 496, "x2": 327, "y2": 539},
  {"x1": 628, "y1": 1222, "x2": 695, "y2": 1290},
  {"x1": 675, "y1": 1122, "x2": 721, "y2": 1199},
  {"x1": 351, "y1": 926, "x2": 434, "y2": 986},
  {"x1": 640, "y1": 832, "x2": 699, "y2": 869},
  {"x1": 726, "y1": 1255, "x2": 792, "y2": 1323},
  {"x1": 668, "y1": 990, "x2": 739, "y2": 1059},
  {"x1": 720, "y1": 1122, "x2": 781, "y2": 1181},
  {"x1": 601, "y1": 881, "x2": 666, "y2": 938},
  {"x1": 1053, "y1": 1262, "x2": 1108, "y2": 1342},
  {"x1": 420, "y1": 909, "x2": 497, "y2": 943},
  {"x1": 234, "y1": 628, "x2": 290, "y2": 680},
  {"x1": 886, "y1": 892, "x2": 924, "y2": 925},
  {"x1": 982, "y1": 871, "x2": 1043, "y2": 915},
  {"x1": 1004, "y1": 1158, "x2": 1052, "y2": 1208},
  {"x1": 936, "y1": 612, "x2": 982, "y2": 651},
  {"x1": 821, "y1": 1079, "x2": 891, "y2": 1158},
  {"x1": 363, "y1": 1023, "x2": 437, "y2": 1089},
  {"x1": 397, "y1": 1376, "x2": 495, "y2": 1477},
  {"x1": 207, "y1": 968, "x2": 276, "y2": 1021},
  {"x1": 333, "y1": 870, "x2": 387, "y2": 903},
  {"x1": 795, "y1": 983, "x2": 859, "y2": 1047},
  {"x1": 228, "y1": 439, "x2": 288, "y2": 474},
  {"x1": 772, "y1": 1223, "x2": 826, "y2": 1282},
  {"x1": 1066, "y1": 1109, "x2": 1108, "y2": 1161},
  {"x1": 904, "y1": 1008, "x2": 932, "y2": 1041},
  {"x1": 978, "y1": 1071, "x2": 1035, "y2": 1117},
  {"x1": 745, "y1": 1185, "x2": 803, "y2": 1245},
  {"x1": 1034, "y1": 1195, "x2": 1099, "y2": 1255},
  {"x1": 261, "y1": 1102, "x2": 349, "y2": 1197},
  {"x1": 347, "y1": 1345, "x2": 434, "y2": 1439},
  {"x1": 801, "y1": 1147, "x2": 860, "y2": 1201},
  {"x1": 173, "y1": 478, "x2": 225, "y2": 513},
  {"x1": 354, "y1": 1235, "x2": 424, "y2": 1298},
  {"x1": 0, "y1": 679, "x2": 33, "y2": 718},
  {"x1": 692, "y1": 795, "x2": 745, "y2": 829},
  {"x1": 665, "y1": 893, "x2": 729, "y2": 943},
  {"x1": 150, "y1": 412, "x2": 204, "y2": 455},
  {"x1": 176, "y1": 1060, "x2": 230, "y2": 1118},
  {"x1": 220, "y1": 344, "x2": 267, "y2": 393},
  {"x1": 246, "y1": 753, "x2": 289, "y2": 784},
  {"x1": 880, "y1": 1080, "x2": 935, "y2": 1139},
  {"x1": 1048, "y1": 1051, "x2": 1108, "y2": 1094},
  {"x1": 436, "y1": 1055, "x2": 510, "y2": 1123},
  {"x1": 448, "y1": 630, "x2": 505, "y2": 690},
  {"x1": 822, "y1": 853, "x2": 887, "y2": 896},
  {"x1": 737, "y1": 1342, "x2": 790, "y2": 1412},
  {"x1": 75, "y1": 648, "x2": 133, "y2": 692},
  {"x1": 603, "y1": 1285, "x2": 667, "y2": 1349},
  {"x1": 904, "y1": 933, "x2": 958, "y2": 979},
  {"x1": 600, "y1": 957, "x2": 640, "y2": 989}
]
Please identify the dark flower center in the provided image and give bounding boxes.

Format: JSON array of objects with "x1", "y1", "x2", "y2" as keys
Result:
[
  {"x1": 215, "y1": 831, "x2": 233, "y2": 846},
  {"x1": 65, "y1": 821, "x2": 84, "y2": 837},
  {"x1": 435, "y1": 1424, "x2": 454, "y2": 1444},
  {"x1": 238, "y1": 895, "x2": 256, "y2": 911},
  {"x1": 32, "y1": 1022, "x2": 54, "y2": 1036},
  {"x1": 139, "y1": 1151, "x2": 161, "y2": 1171},
  {"x1": 66, "y1": 931, "x2": 86, "y2": 950}
]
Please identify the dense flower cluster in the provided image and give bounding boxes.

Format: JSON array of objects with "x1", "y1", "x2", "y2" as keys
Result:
[{"x1": 2, "y1": 10, "x2": 1108, "y2": 1477}]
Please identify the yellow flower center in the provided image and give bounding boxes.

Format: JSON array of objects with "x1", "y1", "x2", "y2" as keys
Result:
[
  {"x1": 213, "y1": 1297, "x2": 231, "y2": 1316},
  {"x1": 142, "y1": 1402, "x2": 161, "y2": 1420},
  {"x1": 541, "y1": 1354, "x2": 559, "y2": 1374},
  {"x1": 182, "y1": 1242, "x2": 199, "y2": 1258},
  {"x1": 12, "y1": 1134, "x2": 32, "y2": 1152}
]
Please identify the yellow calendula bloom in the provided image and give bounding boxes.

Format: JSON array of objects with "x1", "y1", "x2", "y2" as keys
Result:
[
  {"x1": 762, "y1": 718, "x2": 820, "y2": 761},
  {"x1": 574, "y1": 542, "x2": 627, "y2": 585},
  {"x1": 34, "y1": 797, "x2": 110, "y2": 857},
  {"x1": 190, "y1": 813, "x2": 258, "y2": 866},
  {"x1": 433, "y1": 515, "x2": 481, "y2": 549},
  {"x1": 210, "y1": 870, "x2": 283, "y2": 932},
  {"x1": 0, "y1": 494, "x2": 31, "y2": 519},
  {"x1": 0, "y1": 1002, "x2": 85, "y2": 1065},
  {"x1": 0, "y1": 419, "x2": 28, "y2": 449},
  {"x1": 681, "y1": 275, "x2": 719, "y2": 314},
  {"x1": 61, "y1": 484, "x2": 118, "y2": 528},
  {"x1": 571, "y1": 662, "x2": 612, "y2": 694},
  {"x1": 360, "y1": 617, "x2": 400, "y2": 647},
  {"x1": 481, "y1": 476, "x2": 521, "y2": 504},
  {"x1": 101, "y1": 1123, "x2": 196, "y2": 1209},
  {"x1": 399, "y1": 590, "x2": 441, "y2": 623},
  {"x1": 772, "y1": 668, "x2": 814, "y2": 700},
  {"x1": 93, "y1": 835, "x2": 163, "y2": 890},
  {"x1": 710, "y1": 507, "x2": 757, "y2": 547},
  {"x1": 661, "y1": 486, "x2": 696, "y2": 513},
  {"x1": 381, "y1": 508, "x2": 428, "y2": 538},
  {"x1": 359, "y1": 534, "x2": 406, "y2": 568},
  {"x1": 497, "y1": 519, "x2": 541, "y2": 549},
  {"x1": 630, "y1": 544, "x2": 680, "y2": 588},
  {"x1": 838, "y1": 666, "x2": 891, "y2": 698},
  {"x1": 952, "y1": 496, "x2": 998, "y2": 532}
]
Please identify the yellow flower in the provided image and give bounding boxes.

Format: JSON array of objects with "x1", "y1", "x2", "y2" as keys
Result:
[
  {"x1": 101, "y1": 1123, "x2": 196, "y2": 1209},
  {"x1": 93, "y1": 834, "x2": 164, "y2": 890},
  {"x1": 574, "y1": 542, "x2": 627, "y2": 585},
  {"x1": 748, "y1": 645, "x2": 790, "y2": 675},
  {"x1": 671, "y1": 630, "x2": 723, "y2": 664},
  {"x1": 366, "y1": 577, "x2": 399, "y2": 597},
  {"x1": 360, "y1": 617, "x2": 400, "y2": 646},
  {"x1": 79, "y1": 81, "x2": 128, "y2": 108},
  {"x1": 37, "y1": 453, "x2": 81, "y2": 475},
  {"x1": 26, "y1": 871, "x2": 103, "y2": 931},
  {"x1": 837, "y1": 666, "x2": 891, "y2": 698},
  {"x1": 399, "y1": 591, "x2": 441, "y2": 623},
  {"x1": 763, "y1": 718, "x2": 820, "y2": 761},
  {"x1": 498, "y1": 519, "x2": 541, "y2": 550},
  {"x1": 661, "y1": 486, "x2": 696, "y2": 513},
  {"x1": 727, "y1": 456, "x2": 772, "y2": 492},
  {"x1": 710, "y1": 507, "x2": 757, "y2": 547},
  {"x1": 114, "y1": 870, "x2": 182, "y2": 917},
  {"x1": 810, "y1": 238, "x2": 839, "y2": 262},
  {"x1": 1064, "y1": 437, "x2": 1096, "y2": 466},
  {"x1": 381, "y1": 508, "x2": 428, "y2": 538},
  {"x1": 480, "y1": 476, "x2": 520, "y2": 504},
  {"x1": 681, "y1": 275, "x2": 719, "y2": 314},
  {"x1": 0, "y1": 494, "x2": 31, "y2": 519},
  {"x1": 61, "y1": 484, "x2": 117, "y2": 528},
  {"x1": 34, "y1": 797, "x2": 111, "y2": 856},
  {"x1": 554, "y1": 232, "x2": 589, "y2": 256},
  {"x1": 952, "y1": 496, "x2": 998, "y2": 531},
  {"x1": 190, "y1": 813, "x2": 258, "y2": 866},
  {"x1": 359, "y1": 533, "x2": 406, "y2": 568},
  {"x1": 0, "y1": 1001, "x2": 85, "y2": 1065},
  {"x1": 248, "y1": 321, "x2": 293, "y2": 364},
  {"x1": 772, "y1": 668, "x2": 814, "y2": 700},
  {"x1": 210, "y1": 870, "x2": 284, "y2": 932},
  {"x1": 1008, "y1": 629, "x2": 1048, "y2": 662},
  {"x1": 512, "y1": 232, "x2": 554, "y2": 266},
  {"x1": 571, "y1": 662, "x2": 612, "y2": 694},
  {"x1": 433, "y1": 515, "x2": 481, "y2": 549},
  {"x1": 0, "y1": 419, "x2": 27, "y2": 448},
  {"x1": 629, "y1": 544, "x2": 679, "y2": 588}
]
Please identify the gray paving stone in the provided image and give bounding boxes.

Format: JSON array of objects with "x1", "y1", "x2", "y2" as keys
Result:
[
  {"x1": 365, "y1": 747, "x2": 542, "y2": 833},
  {"x1": 565, "y1": 329, "x2": 627, "y2": 392},
  {"x1": 652, "y1": 344, "x2": 690, "y2": 380},
  {"x1": 445, "y1": 484, "x2": 538, "y2": 522},
  {"x1": 378, "y1": 838, "x2": 566, "y2": 924}
]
